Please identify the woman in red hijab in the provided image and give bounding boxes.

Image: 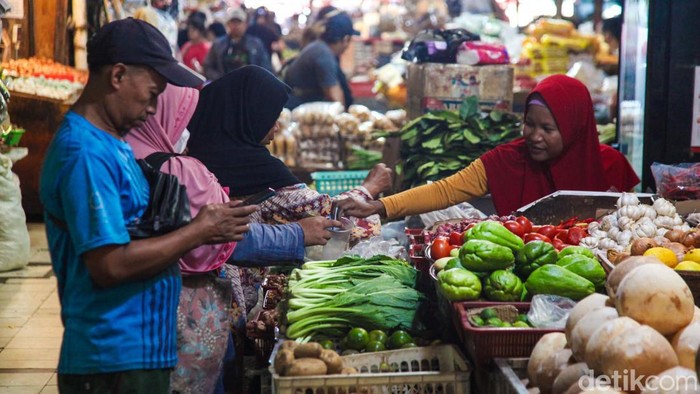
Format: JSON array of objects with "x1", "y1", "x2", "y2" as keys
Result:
[{"x1": 337, "y1": 74, "x2": 639, "y2": 218}]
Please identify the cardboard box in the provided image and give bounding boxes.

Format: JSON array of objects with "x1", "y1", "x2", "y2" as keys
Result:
[{"x1": 406, "y1": 63, "x2": 514, "y2": 119}]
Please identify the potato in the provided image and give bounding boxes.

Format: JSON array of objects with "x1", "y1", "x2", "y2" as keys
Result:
[
  {"x1": 600, "y1": 325, "x2": 679, "y2": 389},
  {"x1": 274, "y1": 349, "x2": 295, "y2": 375},
  {"x1": 616, "y1": 264, "x2": 694, "y2": 335},
  {"x1": 566, "y1": 293, "x2": 610, "y2": 344},
  {"x1": 584, "y1": 317, "x2": 640, "y2": 374},
  {"x1": 529, "y1": 333, "x2": 568, "y2": 387},
  {"x1": 536, "y1": 348, "x2": 574, "y2": 394},
  {"x1": 641, "y1": 366, "x2": 698, "y2": 394},
  {"x1": 281, "y1": 340, "x2": 299, "y2": 351},
  {"x1": 693, "y1": 307, "x2": 700, "y2": 323},
  {"x1": 671, "y1": 321, "x2": 700, "y2": 369},
  {"x1": 294, "y1": 342, "x2": 323, "y2": 359},
  {"x1": 319, "y1": 349, "x2": 344, "y2": 374},
  {"x1": 570, "y1": 307, "x2": 619, "y2": 362},
  {"x1": 340, "y1": 367, "x2": 359, "y2": 375},
  {"x1": 285, "y1": 358, "x2": 328, "y2": 377},
  {"x1": 552, "y1": 362, "x2": 591, "y2": 394},
  {"x1": 605, "y1": 256, "x2": 662, "y2": 299}
]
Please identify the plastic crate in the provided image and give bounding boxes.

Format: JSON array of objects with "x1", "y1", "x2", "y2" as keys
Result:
[
  {"x1": 452, "y1": 302, "x2": 562, "y2": 367},
  {"x1": 271, "y1": 344, "x2": 471, "y2": 394},
  {"x1": 311, "y1": 170, "x2": 369, "y2": 197}
]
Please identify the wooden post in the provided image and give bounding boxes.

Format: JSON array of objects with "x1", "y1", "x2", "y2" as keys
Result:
[
  {"x1": 72, "y1": 0, "x2": 87, "y2": 70},
  {"x1": 31, "y1": 0, "x2": 69, "y2": 62}
]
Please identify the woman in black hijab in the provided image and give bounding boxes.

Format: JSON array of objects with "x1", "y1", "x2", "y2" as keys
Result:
[
  {"x1": 188, "y1": 65, "x2": 391, "y2": 237},
  {"x1": 187, "y1": 65, "x2": 300, "y2": 197}
]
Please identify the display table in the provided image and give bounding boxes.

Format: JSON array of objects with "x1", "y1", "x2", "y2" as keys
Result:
[{"x1": 8, "y1": 92, "x2": 72, "y2": 219}]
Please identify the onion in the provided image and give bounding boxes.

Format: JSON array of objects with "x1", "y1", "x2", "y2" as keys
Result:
[
  {"x1": 667, "y1": 242, "x2": 689, "y2": 263},
  {"x1": 681, "y1": 230, "x2": 700, "y2": 248},
  {"x1": 630, "y1": 237, "x2": 658, "y2": 256},
  {"x1": 665, "y1": 229, "x2": 685, "y2": 243}
]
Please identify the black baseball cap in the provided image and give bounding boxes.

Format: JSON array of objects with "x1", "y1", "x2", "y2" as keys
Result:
[
  {"x1": 323, "y1": 12, "x2": 360, "y2": 41},
  {"x1": 88, "y1": 18, "x2": 204, "y2": 87}
]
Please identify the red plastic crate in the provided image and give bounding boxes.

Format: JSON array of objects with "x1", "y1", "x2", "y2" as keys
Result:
[{"x1": 452, "y1": 302, "x2": 562, "y2": 367}]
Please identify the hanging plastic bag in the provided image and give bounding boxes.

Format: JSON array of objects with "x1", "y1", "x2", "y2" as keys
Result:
[
  {"x1": 0, "y1": 153, "x2": 30, "y2": 272},
  {"x1": 527, "y1": 294, "x2": 577, "y2": 329}
]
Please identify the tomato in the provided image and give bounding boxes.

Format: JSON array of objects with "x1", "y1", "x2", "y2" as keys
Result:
[
  {"x1": 566, "y1": 227, "x2": 585, "y2": 246},
  {"x1": 554, "y1": 229, "x2": 569, "y2": 242},
  {"x1": 503, "y1": 220, "x2": 525, "y2": 238},
  {"x1": 524, "y1": 233, "x2": 552, "y2": 244},
  {"x1": 552, "y1": 238, "x2": 566, "y2": 251},
  {"x1": 430, "y1": 237, "x2": 452, "y2": 260},
  {"x1": 531, "y1": 225, "x2": 542, "y2": 233},
  {"x1": 449, "y1": 231, "x2": 465, "y2": 246},
  {"x1": 515, "y1": 216, "x2": 533, "y2": 234},
  {"x1": 537, "y1": 225, "x2": 558, "y2": 239}
]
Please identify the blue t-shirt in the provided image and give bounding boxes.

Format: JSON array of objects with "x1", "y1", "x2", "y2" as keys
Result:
[
  {"x1": 284, "y1": 40, "x2": 339, "y2": 105},
  {"x1": 39, "y1": 111, "x2": 181, "y2": 374}
]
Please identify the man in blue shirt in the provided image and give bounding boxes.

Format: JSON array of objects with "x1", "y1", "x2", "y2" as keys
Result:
[
  {"x1": 39, "y1": 18, "x2": 258, "y2": 392},
  {"x1": 284, "y1": 11, "x2": 359, "y2": 109}
]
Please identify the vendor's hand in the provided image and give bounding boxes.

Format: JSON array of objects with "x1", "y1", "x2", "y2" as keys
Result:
[
  {"x1": 361, "y1": 163, "x2": 393, "y2": 198},
  {"x1": 334, "y1": 199, "x2": 386, "y2": 219},
  {"x1": 299, "y1": 216, "x2": 343, "y2": 246},
  {"x1": 194, "y1": 200, "x2": 258, "y2": 244}
]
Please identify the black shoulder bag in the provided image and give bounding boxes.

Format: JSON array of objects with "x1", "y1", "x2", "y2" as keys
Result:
[{"x1": 126, "y1": 152, "x2": 192, "y2": 239}]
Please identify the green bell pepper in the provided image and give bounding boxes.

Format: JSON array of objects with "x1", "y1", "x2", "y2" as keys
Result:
[
  {"x1": 459, "y1": 239, "x2": 515, "y2": 272},
  {"x1": 515, "y1": 240, "x2": 558, "y2": 279},
  {"x1": 465, "y1": 221, "x2": 524, "y2": 253},
  {"x1": 437, "y1": 268, "x2": 482, "y2": 301},
  {"x1": 558, "y1": 245, "x2": 595, "y2": 260},
  {"x1": 483, "y1": 270, "x2": 524, "y2": 302}
]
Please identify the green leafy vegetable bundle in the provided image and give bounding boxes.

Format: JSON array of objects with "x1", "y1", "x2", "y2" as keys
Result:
[
  {"x1": 396, "y1": 96, "x2": 521, "y2": 189},
  {"x1": 284, "y1": 255, "x2": 425, "y2": 340}
]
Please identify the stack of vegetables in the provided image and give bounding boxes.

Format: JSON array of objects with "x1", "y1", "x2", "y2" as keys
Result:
[
  {"x1": 284, "y1": 256, "x2": 425, "y2": 341},
  {"x1": 526, "y1": 257, "x2": 699, "y2": 394},
  {"x1": 395, "y1": 96, "x2": 521, "y2": 189},
  {"x1": 435, "y1": 221, "x2": 606, "y2": 302}
]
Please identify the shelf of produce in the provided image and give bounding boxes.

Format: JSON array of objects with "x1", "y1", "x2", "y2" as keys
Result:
[{"x1": 8, "y1": 89, "x2": 78, "y2": 105}]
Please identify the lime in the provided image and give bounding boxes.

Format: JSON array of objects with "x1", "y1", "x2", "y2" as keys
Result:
[
  {"x1": 501, "y1": 322, "x2": 512, "y2": 328},
  {"x1": 365, "y1": 340, "x2": 386, "y2": 352},
  {"x1": 346, "y1": 328, "x2": 370, "y2": 351},
  {"x1": 387, "y1": 330, "x2": 413, "y2": 349},
  {"x1": 513, "y1": 321, "x2": 530, "y2": 328},
  {"x1": 516, "y1": 314, "x2": 529, "y2": 323},
  {"x1": 470, "y1": 315, "x2": 485, "y2": 327},
  {"x1": 368, "y1": 330, "x2": 388, "y2": 345},
  {"x1": 486, "y1": 317, "x2": 503, "y2": 327},
  {"x1": 319, "y1": 339, "x2": 335, "y2": 350},
  {"x1": 480, "y1": 308, "x2": 499, "y2": 320},
  {"x1": 401, "y1": 342, "x2": 418, "y2": 349}
]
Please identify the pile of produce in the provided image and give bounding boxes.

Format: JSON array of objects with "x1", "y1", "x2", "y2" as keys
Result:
[
  {"x1": 335, "y1": 327, "x2": 420, "y2": 354},
  {"x1": 273, "y1": 341, "x2": 357, "y2": 377},
  {"x1": 468, "y1": 306, "x2": 534, "y2": 328},
  {"x1": 526, "y1": 257, "x2": 699, "y2": 394},
  {"x1": 582, "y1": 193, "x2": 690, "y2": 253},
  {"x1": 283, "y1": 256, "x2": 424, "y2": 340},
  {"x1": 1, "y1": 58, "x2": 86, "y2": 101},
  {"x1": 651, "y1": 162, "x2": 700, "y2": 201},
  {"x1": 433, "y1": 220, "x2": 602, "y2": 302},
  {"x1": 396, "y1": 96, "x2": 521, "y2": 189}
]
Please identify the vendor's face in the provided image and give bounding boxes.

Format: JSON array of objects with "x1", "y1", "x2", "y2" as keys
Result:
[
  {"x1": 260, "y1": 121, "x2": 280, "y2": 145},
  {"x1": 228, "y1": 19, "x2": 246, "y2": 38},
  {"x1": 523, "y1": 104, "x2": 563, "y2": 162}
]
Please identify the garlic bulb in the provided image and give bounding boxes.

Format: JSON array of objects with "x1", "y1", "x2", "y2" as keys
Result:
[
  {"x1": 616, "y1": 229, "x2": 633, "y2": 247},
  {"x1": 654, "y1": 216, "x2": 675, "y2": 229},
  {"x1": 655, "y1": 228, "x2": 668, "y2": 237},
  {"x1": 641, "y1": 205, "x2": 657, "y2": 219},
  {"x1": 679, "y1": 223, "x2": 692, "y2": 232},
  {"x1": 590, "y1": 229, "x2": 608, "y2": 239},
  {"x1": 616, "y1": 192, "x2": 640, "y2": 208},
  {"x1": 632, "y1": 222, "x2": 656, "y2": 238},
  {"x1": 580, "y1": 237, "x2": 599, "y2": 248},
  {"x1": 673, "y1": 215, "x2": 683, "y2": 226},
  {"x1": 600, "y1": 215, "x2": 617, "y2": 231},
  {"x1": 653, "y1": 198, "x2": 676, "y2": 217},
  {"x1": 587, "y1": 221, "x2": 600, "y2": 234},
  {"x1": 598, "y1": 238, "x2": 618, "y2": 250},
  {"x1": 636, "y1": 216, "x2": 654, "y2": 227},
  {"x1": 618, "y1": 205, "x2": 644, "y2": 221},
  {"x1": 617, "y1": 216, "x2": 634, "y2": 230},
  {"x1": 607, "y1": 227, "x2": 621, "y2": 240}
]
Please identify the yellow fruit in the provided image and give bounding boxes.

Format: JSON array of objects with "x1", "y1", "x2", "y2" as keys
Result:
[
  {"x1": 643, "y1": 247, "x2": 679, "y2": 268},
  {"x1": 683, "y1": 249, "x2": 700, "y2": 264},
  {"x1": 675, "y1": 261, "x2": 700, "y2": 271}
]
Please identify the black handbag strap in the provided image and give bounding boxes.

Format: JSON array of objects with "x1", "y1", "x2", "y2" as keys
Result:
[{"x1": 141, "y1": 152, "x2": 182, "y2": 174}]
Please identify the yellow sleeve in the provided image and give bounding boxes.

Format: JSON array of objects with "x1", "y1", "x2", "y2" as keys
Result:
[{"x1": 380, "y1": 158, "x2": 489, "y2": 219}]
